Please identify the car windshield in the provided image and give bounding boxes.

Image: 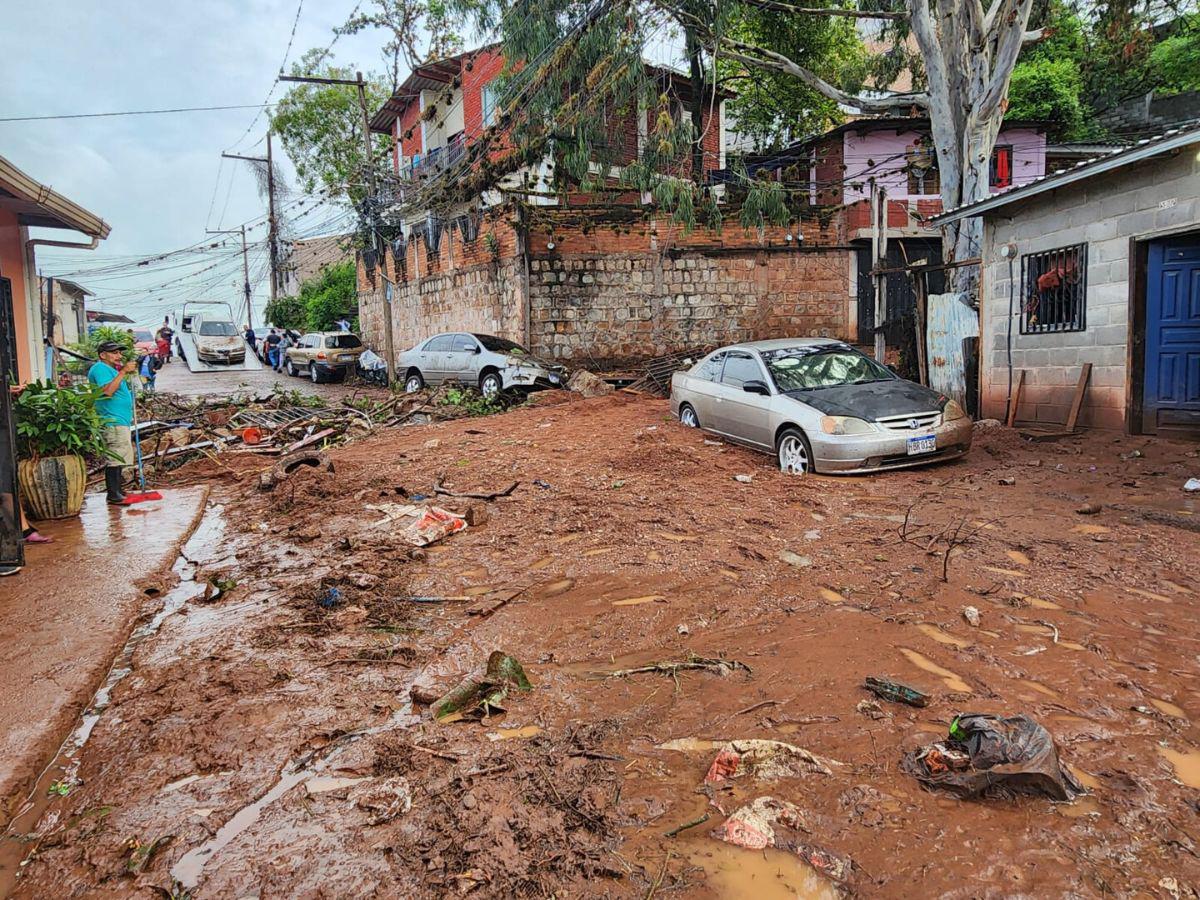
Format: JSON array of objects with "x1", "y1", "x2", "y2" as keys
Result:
[
  {"x1": 326, "y1": 334, "x2": 362, "y2": 349},
  {"x1": 133, "y1": 331, "x2": 153, "y2": 342},
  {"x1": 763, "y1": 347, "x2": 895, "y2": 392},
  {"x1": 474, "y1": 334, "x2": 527, "y2": 354},
  {"x1": 198, "y1": 321, "x2": 238, "y2": 336}
]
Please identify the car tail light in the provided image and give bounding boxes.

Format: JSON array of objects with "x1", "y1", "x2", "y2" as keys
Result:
[{"x1": 317, "y1": 352, "x2": 327, "y2": 360}]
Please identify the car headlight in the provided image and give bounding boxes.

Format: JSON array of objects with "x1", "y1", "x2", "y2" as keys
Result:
[
  {"x1": 942, "y1": 399, "x2": 967, "y2": 421},
  {"x1": 820, "y1": 415, "x2": 874, "y2": 435}
]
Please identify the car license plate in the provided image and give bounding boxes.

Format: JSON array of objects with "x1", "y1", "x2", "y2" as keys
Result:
[
  {"x1": 907, "y1": 434, "x2": 936, "y2": 455},
  {"x1": 337, "y1": 353, "x2": 353, "y2": 361},
  {"x1": 549, "y1": 374, "x2": 561, "y2": 384}
]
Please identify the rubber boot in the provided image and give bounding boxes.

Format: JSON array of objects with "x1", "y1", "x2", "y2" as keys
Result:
[{"x1": 105, "y1": 467, "x2": 127, "y2": 505}]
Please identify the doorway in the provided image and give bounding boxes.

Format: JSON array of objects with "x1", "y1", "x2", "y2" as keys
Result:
[{"x1": 1142, "y1": 235, "x2": 1200, "y2": 436}]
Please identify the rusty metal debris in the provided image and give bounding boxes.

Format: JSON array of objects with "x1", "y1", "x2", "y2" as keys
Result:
[{"x1": 626, "y1": 346, "x2": 713, "y2": 397}]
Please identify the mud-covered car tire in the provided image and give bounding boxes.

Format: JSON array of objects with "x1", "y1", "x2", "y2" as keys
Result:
[
  {"x1": 310, "y1": 364, "x2": 323, "y2": 384},
  {"x1": 405, "y1": 371, "x2": 425, "y2": 393},
  {"x1": 679, "y1": 403, "x2": 700, "y2": 428},
  {"x1": 776, "y1": 427, "x2": 813, "y2": 476},
  {"x1": 480, "y1": 371, "x2": 502, "y2": 398},
  {"x1": 286, "y1": 360, "x2": 298, "y2": 377}
]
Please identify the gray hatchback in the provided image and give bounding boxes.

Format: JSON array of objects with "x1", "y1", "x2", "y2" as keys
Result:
[{"x1": 397, "y1": 332, "x2": 566, "y2": 397}]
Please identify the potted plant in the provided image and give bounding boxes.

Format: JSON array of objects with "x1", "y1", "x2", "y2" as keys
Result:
[{"x1": 13, "y1": 380, "x2": 112, "y2": 519}]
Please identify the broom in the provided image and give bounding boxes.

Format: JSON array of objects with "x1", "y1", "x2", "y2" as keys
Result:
[{"x1": 123, "y1": 361, "x2": 163, "y2": 504}]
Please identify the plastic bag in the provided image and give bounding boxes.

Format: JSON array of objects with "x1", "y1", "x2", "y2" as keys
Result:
[{"x1": 901, "y1": 713, "x2": 1085, "y2": 800}]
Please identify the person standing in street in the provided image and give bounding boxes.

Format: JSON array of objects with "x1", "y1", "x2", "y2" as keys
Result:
[
  {"x1": 156, "y1": 319, "x2": 175, "y2": 363},
  {"x1": 244, "y1": 325, "x2": 257, "y2": 358},
  {"x1": 264, "y1": 328, "x2": 282, "y2": 369},
  {"x1": 88, "y1": 341, "x2": 137, "y2": 505}
]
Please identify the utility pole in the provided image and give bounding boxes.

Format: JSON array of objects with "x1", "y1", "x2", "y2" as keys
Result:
[
  {"x1": 870, "y1": 180, "x2": 888, "y2": 364},
  {"x1": 280, "y1": 72, "x2": 395, "y2": 384},
  {"x1": 207, "y1": 226, "x2": 252, "y2": 326},
  {"x1": 222, "y1": 140, "x2": 278, "y2": 320}
]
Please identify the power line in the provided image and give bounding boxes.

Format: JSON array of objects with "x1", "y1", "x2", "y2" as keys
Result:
[
  {"x1": 223, "y1": 0, "x2": 308, "y2": 152},
  {"x1": 0, "y1": 104, "x2": 275, "y2": 123}
]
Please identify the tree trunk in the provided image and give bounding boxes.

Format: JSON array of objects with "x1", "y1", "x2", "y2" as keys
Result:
[{"x1": 685, "y1": 27, "x2": 707, "y2": 184}]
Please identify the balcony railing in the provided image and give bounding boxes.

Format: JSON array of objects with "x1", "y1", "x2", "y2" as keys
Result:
[{"x1": 399, "y1": 133, "x2": 467, "y2": 181}]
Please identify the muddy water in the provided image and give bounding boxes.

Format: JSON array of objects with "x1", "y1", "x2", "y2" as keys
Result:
[
  {"x1": 1157, "y1": 746, "x2": 1200, "y2": 787},
  {"x1": 899, "y1": 648, "x2": 971, "y2": 693},
  {"x1": 0, "y1": 505, "x2": 224, "y2": 893},
  {"x1": 915, "y1": 623, "x2": 972, "y2": 649},
  {"x1": 1150, "y1": 698, "x2": 1187, "y2": 719},
  {"x1": 682, "y1": 841, "x2": 838, "y2": 900}
]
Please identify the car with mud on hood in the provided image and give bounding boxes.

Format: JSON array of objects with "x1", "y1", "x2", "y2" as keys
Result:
[
  {"x1": 397, "y1": 332, "x2": 566, "y2": 397},
  {"x1": 189, "y1": 314, "x2": 245, "y2": 365},
  {"x1": 670, "y1": 338, "x2": 972, "y2": 475}
]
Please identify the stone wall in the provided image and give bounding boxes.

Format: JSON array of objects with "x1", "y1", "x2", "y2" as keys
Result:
[
  {"x1": 980, "y1": 148, "x2": 1200, "y2": 430},
  {"x1": 358, "y1": 205, "x2": 857, "y2": 370}
]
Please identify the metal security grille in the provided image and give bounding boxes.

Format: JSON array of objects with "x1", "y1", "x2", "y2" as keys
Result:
[{"x1": 1020, "y1": 244, "x2": 1087, "y2": 334}]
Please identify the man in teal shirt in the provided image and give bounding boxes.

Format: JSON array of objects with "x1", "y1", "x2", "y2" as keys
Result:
[{"x1": 88, "y1": 341, "x2": 137, "y2": 504}]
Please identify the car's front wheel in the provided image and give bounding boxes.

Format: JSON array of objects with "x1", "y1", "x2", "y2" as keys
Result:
[
  {"x1": 679, "y1": 403, "x2": 700, "y2": 428},
  {"x1": 480, "y1": 371, "x2": 502, "y2": 398},
  {"x1": 776, "y1": 427, "x2": 813, "y2": 476},
  {"x1": 405, "y1": 371, "x2": 425, "y2": 393},
  {"x1": 286, "y1": 360, "x2": 298, "y2": 377}
]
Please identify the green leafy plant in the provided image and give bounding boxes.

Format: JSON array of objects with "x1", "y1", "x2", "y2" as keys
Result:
[
  {"x1": 441, "y1": 386, "x2": 507, "y2": 417},
  {"x1": 48, "y1": 779, "x2": 72, "y2": 797},
  {"x1": 14, "y1": 381, "x2": 113, "y2": 461}
]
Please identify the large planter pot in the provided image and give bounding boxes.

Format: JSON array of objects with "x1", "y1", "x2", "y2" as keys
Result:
[{"x1": 18, "y1": 455, "x2": 87, "y2": 520}]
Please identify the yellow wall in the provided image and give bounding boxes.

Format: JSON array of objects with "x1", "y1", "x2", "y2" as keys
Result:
[{"x1": 0, "y1": 208, "x2": 33, "y2": 382}]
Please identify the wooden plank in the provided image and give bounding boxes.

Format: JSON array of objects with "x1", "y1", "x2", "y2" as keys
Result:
[
  {"x1": 1065, "y1": 362, "x2": 1092, "y2": 431},
  {"x1": 1007, "y1": 370, "x2": 1025, "y2": 427}
]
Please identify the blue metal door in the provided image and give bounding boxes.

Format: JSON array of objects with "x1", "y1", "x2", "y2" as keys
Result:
[{"x1": 1144, "y1": 236, "x2": 1200, "y2": 434}]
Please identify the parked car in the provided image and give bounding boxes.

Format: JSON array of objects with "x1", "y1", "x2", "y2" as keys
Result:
[
  {"x1": 396, "y1": 332, "x2": 566, "y2": 397},
  {"x1": 131, "y1": 329, "x2": 157, "y2": 357},
  {"x1": 191, "y1": 315, "x2": 245, "y2": 365},
  {"x1": 285, "y1": 331, "x2": 365, "y2": 383},
  {"x1": 670, "y1": 339, "x2": 972, "y2": 475}
]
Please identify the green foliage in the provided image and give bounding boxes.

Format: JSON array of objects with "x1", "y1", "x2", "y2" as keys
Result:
[
  {"x1": 718, "y1": 4, "x2": 866, "y2": 152},
  {"x1": 1149, "y1": 16, "x2": 1200, "y2": 95},
  {"x1": 297, "y1": 261, "x2": 359, "y2": 332},
  {"x1": 14, "y1": 381, "x2": 113, "y2": 461},
  {"x1": 1007, "y1": 58, "x2": 1087, "y2": 139},
  {"x1": 441, "y1": 386, "x2": 506, "y2": 416},
  {"x1": 271, "y1": 53, "x2": 393, "y2": 206},
  {"x1": 337, "y1": 0, "x2": 466, "y2": 88},
  {"x1": 263, "y1": 293, "x2": 306, "y2": 331}
]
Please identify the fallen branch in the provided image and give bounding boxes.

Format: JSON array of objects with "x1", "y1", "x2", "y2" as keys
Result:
[
  {"x1": 664, "y1": 813, "x2": 710, "y2": 838},
  {"x1": 434, "y1": 475, "x2": 520, "y2": 501},
  {"x1": 403, "y1": 741, "x2": 462, "y2": 762},
  {"x1": 608, "y1": 655, "x2": 751, "y2": 679},
  {"x1": 1036, "y1": 619, "x2": 1060, "y2": 644}
]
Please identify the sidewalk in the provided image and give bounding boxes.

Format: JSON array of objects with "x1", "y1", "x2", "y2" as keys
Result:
[{"x1": 0, "y1": 488, "x2": 206, "y2": 821}]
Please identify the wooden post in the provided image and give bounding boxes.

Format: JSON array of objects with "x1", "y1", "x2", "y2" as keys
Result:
[
  {"x1": 1065, "y1": 363, "x2": 1092, "y2": 431},
  {"x1": 872, "y1": 182, "x2": 888, "y2": 363},
  {"x1": 1007, "y1": 370, "x2": 1025, "y2": 427},
  {"x1": 914, "y1": 271, "x2": 928, "y2": 386}
]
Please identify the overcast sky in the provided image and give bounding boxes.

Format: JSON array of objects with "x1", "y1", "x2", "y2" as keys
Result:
[{"x1": 0, "y1": 0, "x2": 394, "y2": 326}]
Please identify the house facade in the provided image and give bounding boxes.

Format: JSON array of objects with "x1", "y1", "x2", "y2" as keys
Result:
[
  {"x1": 41, "y1": 278, "x2": 92, "y2": 347},
  {"x1": 279, "y1": 234, "x2": 353, "y2": 297},
  {"x1": 934, "y1": 122, "x2": 1200, "y2": 435}
]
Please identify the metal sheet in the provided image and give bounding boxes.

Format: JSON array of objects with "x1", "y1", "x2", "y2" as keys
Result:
[{"x1": 926, "y1": 291, "x2": 978, "y2": 409}]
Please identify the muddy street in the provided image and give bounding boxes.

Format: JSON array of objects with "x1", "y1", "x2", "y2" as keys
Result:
[{"x1": 4, "y1": 394, "x2": 1199, "y2": 898}]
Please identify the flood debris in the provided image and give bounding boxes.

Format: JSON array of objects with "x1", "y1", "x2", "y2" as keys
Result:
[
  {"x1": 402, "y1": 506, "x2": 467, "y2": 547},
  {"x1": 704, "y1": 739, "x2": 840, "y2": 784},
  {"x1": 901, "y1": 713, "x2": 1085, "y2": 800},
  {"x1": 863, "y1": 676, "x2": 930, "y2": 708},
  {"x1": 432, "y1": 474, "x2": 520, "y2": 501},
  {"x1": 607, "y1": 654, "x2": 751, "y2": 680},
  {"x1": 430, "y1": 651, "x2": 533, "y2": 721},
  {"x1": 258, "y1": 449, "x2": 333, "y2": 491},
  {"x1": 1184, "y1": 478, "x2": 1200, "y2": 492},
  {"x1": 566, "y1": 369, "x2": 615, "y2": 398},
  {"x1": 353, "y1": 776, "x2": 413, "y2": 825},
  {"x1": 713, "y1": 796, "x2": 853, "y2": 885},
  {"x1": 963, "y1": 606, "x2": 982, "y2": 627}
]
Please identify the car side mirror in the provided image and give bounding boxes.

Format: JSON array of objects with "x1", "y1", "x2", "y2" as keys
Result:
[
  {"x1": 743, "y1": 380, "x2": 770, "y2": 396},
  {"x1": 473, "y1": 346, "x2": 482, "y2": 354}
]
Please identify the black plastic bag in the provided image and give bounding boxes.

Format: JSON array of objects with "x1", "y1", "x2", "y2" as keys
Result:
[{"x1": 901, "y1": 713, "x2": 1085, "y2": 801}]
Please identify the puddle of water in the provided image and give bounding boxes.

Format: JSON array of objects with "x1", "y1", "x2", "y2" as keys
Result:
[
  {"x1": 817, "y1": 588, "x2": 845, "y2": 604},
  {"x1": 1151, "y1": 698, "x2": 1187, "y2": 719},
  {"x1": 612, "y1": 594, "x2": 665, "y2": 607},
  {"x1": 173, "y1": 764, "x2": 310, "y2": 887},
  {"x1": 1130, "y1": 587, "x2": 1173, "y2": 604},
  {"x1": 647, "y1": 551, "x2": 662, "y2": 562},
  {"x1": 1006, "y1": 550, "x2": 1031, "y2": 566},
  {"x1": 719, "y1": 569, "x2": 740, "y2": 580},
  {"x1": 686, "y1": 842, "x2": 837, "y2": 900},
  {"x1": 1158, "y1": 746, "x2": 1200, "y2": 788},
  {"x1": 1059, "y1": 641, "x2": 1087, "y2": 651},
  {"x1": 983, "y1": 566, "x2": 1027, "y2": 578},
  {"x1": 1015, "y1": 623, "x2": 1056, "y2": 637},
  {"x1": 540, "y1": 578, "x2": 575, "y2": 597},
  {"x1": 1065, "y1": 764, "x2": 1102, "y2": 791},
  {"x1": 463, "y1": 585, "x2": 496, "y2": 597},
  {"x1": 1, "y1": 506, "x2": 225, "y2": 892},
  {"x1": 528, "y1": 557, "x2": 555, "y2": 571},
  {"x1": 1018, "y1": 679, "x2": 1060, "y2": 699},
  {"x1": 659, "y1": 532, "x2": 700, "y2": 543},
  {"x1": 1055, "y1": 797, "x2": 1101, "y2": 819},
  {"x1": 584, "y1": 547, "x2": 614, "y2": 557},
  {"x1": 1162, "y1": 580, "x2": 1194, "y2": 596},
  {"x1": 1145, "y1": 626, "x2": 1168, "y2": 636},
  {"x1": 1025, "y1": 597, "x2": 1062, "y2": 610},
  {"x1": 1071, "y1": 524, "x2": 1111, "y2": 535},
  {"x1": 916, "y1": 624, "x2": 972, "y2": 649},
  {"x1": 163, "y1": 774, "x2": 202, "y2": 792},
  {"x1": 305, "y1": 776, "x2": 366, "y2": 795},
  {"x1": 657, "y1": 737, "x2": 724, "y2": 751},
  {"x1": 458, "y1": 567, "x2": 488, "y2": 579},
  {"x1": 488, "y1": 725, "x2": 541, "y2": 741},
  {"x1": 899, "y1": 649, "x2": 970, "y2": 693}
]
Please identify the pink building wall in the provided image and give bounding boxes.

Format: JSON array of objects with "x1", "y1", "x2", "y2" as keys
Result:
[{"x1": 841, "y1": 127, "x2": 1047, "y2": 204}]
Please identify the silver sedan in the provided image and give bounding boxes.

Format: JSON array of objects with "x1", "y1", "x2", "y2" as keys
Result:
[
  {"x1": 396, "y1": 332, "x2": 566, "y2": 397},
  {"x1": 669, "y1": 339, "x2": 973, "y2": 475}
]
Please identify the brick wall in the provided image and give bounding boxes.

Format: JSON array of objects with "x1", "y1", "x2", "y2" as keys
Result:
[
  {"x1": 358, "y1": 205, "x2": 855, "y2": 370},
  {"x1": 462, "y1": 47, "x2": 505, "y2": 141},
  {"x1": 979, "y1": 149, "x2": 1200, "y2": 430}
]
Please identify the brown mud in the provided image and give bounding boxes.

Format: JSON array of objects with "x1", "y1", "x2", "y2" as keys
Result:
[{"x1": 5, "y1": 394, "x2": 1200, "y2": 897}]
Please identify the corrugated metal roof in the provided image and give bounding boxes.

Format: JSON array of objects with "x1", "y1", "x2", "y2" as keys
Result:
[{"x1": 932, "y1": 120, "x2": 1200, "y2": 224}]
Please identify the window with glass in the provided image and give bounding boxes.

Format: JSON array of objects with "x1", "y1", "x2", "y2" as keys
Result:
[
  {"x1": 452, "y1": 334, "x2": 479, "y2": 352},
  {"x1": 424, "y1": 335, "x2": 454, "y2": 352},
  {"x1": 720, "y1": 353, "x2": 762, "y2": 388},
  {"x1": 694, "y1": 351, "x2": 727, "y2": 381},
  {"x1": 762, "y1": 347, "x2": 895, "y2": 392}
]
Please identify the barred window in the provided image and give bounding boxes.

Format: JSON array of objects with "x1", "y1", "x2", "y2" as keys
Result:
[{"x1": 1020, "y1": 244, "x2": 1087, "y2": 334}]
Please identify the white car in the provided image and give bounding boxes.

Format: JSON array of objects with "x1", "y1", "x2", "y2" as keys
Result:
[{"x1": 397, "y1": 332, "x2": 566, "y2": 397}]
